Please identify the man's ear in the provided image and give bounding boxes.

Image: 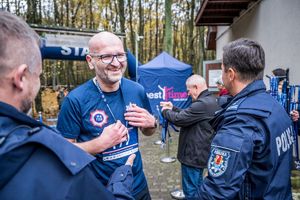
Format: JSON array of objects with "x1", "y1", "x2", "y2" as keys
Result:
[
  {"x1": 227, "y1": 67, "x2": 236, "y2": 81},
  {"x1": 13, "y1": 64, "x2": 28, "y2": 90},
  {"x1": 86, "y1": 55, "x2": 94, "y2": 70}
]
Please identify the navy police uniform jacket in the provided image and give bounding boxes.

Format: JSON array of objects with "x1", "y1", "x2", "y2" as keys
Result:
[
  {"x1": 0, "y1": 102, "x2": 134, "y2": 200},
  {"x1": 197, "y1": 80, "x2": 293, "y2": 200}
]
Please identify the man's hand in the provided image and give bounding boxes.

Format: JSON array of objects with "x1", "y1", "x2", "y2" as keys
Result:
[
  {"x1": 160, "y1": 101, "x2": 173, "y2": 111},
  {"x1": 124, "y1": 104, "x2": 156, "y2": 136},
  {"x1": 125, "y1": 154, "x2": 136, "y2": 166},
  {"x1": 97, "y1": 120, "x2": 129, "y2": 151},
  {"x1": 291, "y1": 110, "x2": 299, "y2": 122},
  {"x1": 124, "y1": 104, "x2": 156, "y2": 128},
  {"x1": 70, "y1": 120, "x2": 129, "y2": 155}
]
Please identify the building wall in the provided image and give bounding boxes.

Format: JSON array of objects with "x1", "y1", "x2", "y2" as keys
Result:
[{"x1": 215, "y1": 0, "x2": 300, "y2": 85}]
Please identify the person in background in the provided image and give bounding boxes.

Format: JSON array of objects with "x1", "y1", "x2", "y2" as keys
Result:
[
  {"x1": 272, "y1": 68, "x2": 299, "y2": 122},
  {"x1": 272, "y1": 67, "x2": 286, "y2": 91},
  {"x1": 160, "y1": 74, "x2": 220, "y2": 199},
  {"x1": 215, "y1": 78, "x2": 231, "y2": 107},
  {"x1": 196, "y1": 38, "x2": 293, "y2": 199},
  {"x1": 0, "y1": 11, "x2": 135, "y2": 200},
  {"x1": 216, "y1": 78, "x2": 229, "y2": 96},
  {"x1": 57, "y1": 31, "x2": 156, "y2": 200},
  {"x1": 57, "y1": 86, "x2": 65, "y2": 109}
]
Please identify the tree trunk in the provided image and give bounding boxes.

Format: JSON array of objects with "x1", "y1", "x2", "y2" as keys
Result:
[
  {"x1": 138, "y1": 0, "x2": 144, "y2": 61},
  {"x1": 53, "y1": 0, "x2": 59, "y2": 25},
  {"x1": 89, "y1": 0, "x2": 93, "y2": 28},
  {"x1": 163, "y1": 0, "x2": 172, "y2": 54},
  {"x1": 65, "y1": 0, "x2": 69, "y2": 27},
  {"x1": 128, "y1": 0, "x2": 135, "y2": 53},
  {"x1": 71, "y1": 0, "x2": 82, "y2": 27},
  {"x1": 155, "y1": 0, "x2": 159, "y2": 55},
  {"x1": 117, "y1": 0, "x2": 126, "y2": 49},
  {"x1": 148, "y1": 12, "x2": 153, "y2": 61},
  {"x1": 60, "y1": 0, "x2": 64, "y2": 26},
  {"x1": 118, "y1": 0, "x2": 125, "y2": 33},
  {"x1": 188, "y1": 0, "x2": 195, "y2": 65},
  {"x1": 26, "y1": 0, "x2": 38, "y2": 23}
]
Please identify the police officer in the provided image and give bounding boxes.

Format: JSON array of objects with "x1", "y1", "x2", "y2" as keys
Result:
[
  {"x1": 0, "y1": 11, "x2": 134, "y2": 200},
  {"x1": 196, "y1": 38, "x2": 293, "y2": 199}
]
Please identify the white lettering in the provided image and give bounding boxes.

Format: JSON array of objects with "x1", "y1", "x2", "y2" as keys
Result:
[
  {"x1": 61, "y1": 46, "x2": 72, "y2": 55},
  {"x1": 103, "y1": 148, "x2": 138, "y2": 161},
  {"x1": 74, "y1": 47, "x2": 80, "y2": 56},
  {"x1": 81, "y1": 47, "x2": 89, "y2": 56},
  {"x1": 146, "y1": 92, "x2": 162, "y2": 99},
  {"x1": 286, "y1": 127, "x2": 293, "y2": 146},
  {"x1": 281, "y1": 132, "x2": 287, "y2": 152},
  {"x1": 61, "y1": 46, "x2": 88, "y2": 57},
  {"x1": 276, "y1": 137, "x2": 282, "y2": 156},
  {"x1": 275, "y1": 126, "x2": 294, "y2": 157}
]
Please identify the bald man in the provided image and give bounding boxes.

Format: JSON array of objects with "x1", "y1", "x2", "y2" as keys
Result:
[{"x1": 57, "y1": 32, "x2": 156, "y2": 200}]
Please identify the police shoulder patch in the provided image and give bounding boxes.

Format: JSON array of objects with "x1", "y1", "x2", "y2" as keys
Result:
[
  {"x1": 90, "y1": 110, "x2": 108, "y2": 128},
  {"x1": 208, "y1": 147, "x2": 231, "y2": 177}
]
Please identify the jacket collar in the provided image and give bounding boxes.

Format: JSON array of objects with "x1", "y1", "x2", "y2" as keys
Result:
[
  {"x1": 196, "y1": 89, "x2": 210, "y2": 100},
  {"x1": 220, "y1": 80, "x2": 265, "y2": 110},
  {"x1": 0, "y1": 101, "x2": 43, "y2": 127},
  {"x1": 210, "y1": 80, "x2": 266, "y2": 129},
  {"x1": 231, "y1": 80, "x2": 266, "y2": 102},
  {"x1": 0, "y1": 101, "x2": 95, "y2": 176}
]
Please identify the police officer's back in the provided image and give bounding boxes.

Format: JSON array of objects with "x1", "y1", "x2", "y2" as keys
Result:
[
  {"x1": 196, "y1": 39, "x2": 293, "y2": 200},
  {"x1": 0, "y1": 11, "x2": 134, "y2": 200}
]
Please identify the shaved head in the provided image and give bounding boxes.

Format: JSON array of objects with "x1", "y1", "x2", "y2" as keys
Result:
[
  {"x1": 0, "y1": 11, "x2": 42, "y2": 113},
  {"x1": 0, "y1": 11, "x2": 41, "y2": 78},
  {"x1": 88, "y1": 32, "x2": 124, "y2": 54}
]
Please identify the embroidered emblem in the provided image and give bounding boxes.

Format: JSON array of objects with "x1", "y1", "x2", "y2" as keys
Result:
[
  {"x1": 90, "y1": 110, "x2": 108, "y2": 128},
  {"x1": 208, "y1": 148, "x2": 231, "y2": 177}
]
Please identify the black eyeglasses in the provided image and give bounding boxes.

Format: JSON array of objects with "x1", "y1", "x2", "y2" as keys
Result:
[{"x1": 90, "y1": 53, "x2": 127, "y2": 64}]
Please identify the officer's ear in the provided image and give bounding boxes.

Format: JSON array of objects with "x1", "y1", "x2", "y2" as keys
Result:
[
  {"x1": 227, "y1": 67, "x2": 236, "y2": 81},
  {"x1": 13, "y1": 64, "x2": 28, "y2": 91}
]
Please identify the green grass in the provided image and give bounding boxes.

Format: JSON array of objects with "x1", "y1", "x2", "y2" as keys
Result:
[{"x1": 292, "y1": 170, "x2": 300, "y2": 192}]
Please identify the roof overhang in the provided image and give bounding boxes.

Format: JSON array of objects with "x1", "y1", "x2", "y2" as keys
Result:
[{"x1": 195, "y1": 0, "x2": 259, "y2": 26}]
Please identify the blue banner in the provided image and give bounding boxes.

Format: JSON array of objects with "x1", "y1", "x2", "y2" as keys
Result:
[{"x1": 41, "y1": 46, "x2": 89, "y2": 61}]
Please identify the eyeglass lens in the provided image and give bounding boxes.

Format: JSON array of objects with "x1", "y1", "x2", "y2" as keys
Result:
[{"x1": 100, "y1": 54, "x2": 127, "y2": 64}]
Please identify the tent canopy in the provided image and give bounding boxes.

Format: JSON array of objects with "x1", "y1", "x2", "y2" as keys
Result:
[
  {"x1": 138, "y1": 51, "x2": 192, "y2": 76},
  {"x1": 138, "y1": 51, "x2": 192, "y2": 120}
]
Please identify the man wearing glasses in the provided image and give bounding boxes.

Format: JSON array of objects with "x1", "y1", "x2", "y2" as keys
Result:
[{"x1": 57, "y1": 32, "x2": 156, "y2": 200}]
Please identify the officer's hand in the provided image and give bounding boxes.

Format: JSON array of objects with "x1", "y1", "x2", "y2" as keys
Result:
[
  {"x1": 98, "y1": 120, "x2": 128, "y2": 150},
  {"x1": 125, "y1": 154, "x2": 136, "y2": 167},
  {"x1": 291, "y1": 110, "x2": 299, "y2": 122}
]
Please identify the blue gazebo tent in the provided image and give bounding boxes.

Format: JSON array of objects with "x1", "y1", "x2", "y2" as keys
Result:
[{"x1": 138, "y1": 51, "x2": 192, "y2": 119}]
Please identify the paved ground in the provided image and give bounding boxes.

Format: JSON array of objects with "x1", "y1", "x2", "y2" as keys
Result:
[{"x1": 139, "y1": 128, "x2": 182, "y2": 200}]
